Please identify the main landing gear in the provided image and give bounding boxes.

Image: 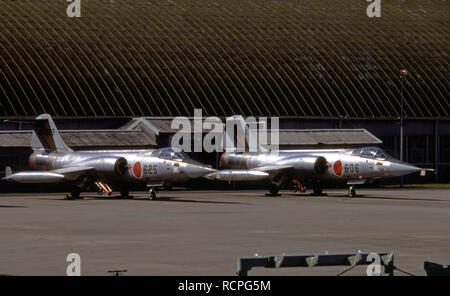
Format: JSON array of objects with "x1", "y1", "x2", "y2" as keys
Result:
[
  {"x1": 66, "y1": 190, "x2": 83, "y2": 200},
  {"x1": 120, "y1": 189, "x2": 132, "y2": 199},
  {"x1": 265, "y1": 184, "x2": 280, "y2": 196},
  {"x1": 310, "y1": 180, "x2": 326, "y2": 196},
  {"x1": 266, "y1": 176, "x2": 288, "y2": 196}
]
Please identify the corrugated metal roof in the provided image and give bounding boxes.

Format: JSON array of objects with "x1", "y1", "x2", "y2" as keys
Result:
[
  {"x1": 129, "y1": 118, "x2": 215, "y2": 134},
  {"x1": 126, "y1": 118, "x2": 381, "y2": 145},
  {"x1": 277, "y1": 130, "x2": 381, "y2": 146},
  {"x1": 0, "y1": 1, "x2": 448, "y2": 118},
  {"x1": 0, "y1": 131, "x2": 157, "y2": 148},
  {"x1": 0, "y1": 132, "x2": 30, "y2": 148},
  {"x1": 0, "y1": 127, "x2": 380, "y2": 148}
]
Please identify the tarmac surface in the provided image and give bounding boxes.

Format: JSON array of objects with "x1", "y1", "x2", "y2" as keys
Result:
[{"x1": 0, "y1": 188, "x2": 449, "y2": 276}]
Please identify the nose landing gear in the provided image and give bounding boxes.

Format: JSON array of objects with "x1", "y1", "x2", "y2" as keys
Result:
[
  {"x1": 149, "y1": 188, "x2": 157, "y2": 200},
  {"x1": 348, "y1": 185, "x2": 356, "y2": 198},
  {"x1": 146, "y1": 182, "x2": 165, "y2": 200}
]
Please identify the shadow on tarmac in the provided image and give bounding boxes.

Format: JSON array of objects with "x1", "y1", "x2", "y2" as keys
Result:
[
  {"x1": 49, "y1": 194, "x2": 249, "y2": 205},
  {"x1": 280, "y1": 192, "x2": 446, "y2": 202},
  {"x1": 349, "y1": 195, "x2": 445, "y2": 202}
]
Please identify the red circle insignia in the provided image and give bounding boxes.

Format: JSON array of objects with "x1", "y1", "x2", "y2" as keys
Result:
[
  {"x1": 333, "y1": 160, "x2": 343, "y2": 176},
  {"x1": 133, "y1": 162, "x2": 142, "y2": 178}
]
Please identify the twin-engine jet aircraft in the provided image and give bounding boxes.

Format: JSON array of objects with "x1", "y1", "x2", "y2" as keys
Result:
[
  {"x1": 206, "y1": 116, "x2": 431, "y2": 197},
  {"x1": 3, "y1": 114, "x2": 214, "y2": 200}
]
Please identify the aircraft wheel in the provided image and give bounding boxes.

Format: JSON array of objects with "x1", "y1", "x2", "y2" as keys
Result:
[
  {"x1": 312, "y1": 184, "x2": 323, "y2": 196},
  {"x1": 312, "y1": 188, "x2": 323, "y2": 196},
  {"x1": 266, "y1": 185, "x2": 279, "y2": 197},
  {"x1": 120, "y1": 190, "x2": 131, "y2": 199},
  {"x1": 348, "y1": 186, "x2": 356, "y2": 198},
  {"x1": 67, "y1": 191, "x2": 82, "y2": 200},
  {"x1": 149, "y1": 189, "x2": 157, "y2": 200}
]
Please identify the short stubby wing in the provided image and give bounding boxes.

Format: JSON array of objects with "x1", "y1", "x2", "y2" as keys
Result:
[{"x1": 51, "y1": 167, "x2": 95, "y2": 181}]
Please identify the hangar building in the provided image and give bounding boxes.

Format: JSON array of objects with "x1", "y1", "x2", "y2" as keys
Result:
[{"x1": 0, "y1": 1, "x2": 448, "y2": 184}]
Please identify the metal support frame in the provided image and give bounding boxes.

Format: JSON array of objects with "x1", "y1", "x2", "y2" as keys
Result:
[
  {"x1": 435, "y1": 120, "x2": 439, "y2": 183},
  {"x1": 237, "y1": 252, "x2": 394, "y2": 276},
  {"x1": 107, "y1": 269, "x2": 127, "y2": 276},
  {"x1": 400, "y1": 69, "x2": 406, "y2": 186}
]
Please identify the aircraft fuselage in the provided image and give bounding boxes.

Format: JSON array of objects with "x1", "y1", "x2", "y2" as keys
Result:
[{"x1": 220, "y1": 148, "x2": 421, "y2": 183}]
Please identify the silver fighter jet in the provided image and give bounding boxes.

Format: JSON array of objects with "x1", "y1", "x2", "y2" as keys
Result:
[
  {"x1": 207, "y1": 117, "x2": 431, "y2": 197},
  {"x1": 3, "y1": 114, "x2": 214, "y2": 200}
]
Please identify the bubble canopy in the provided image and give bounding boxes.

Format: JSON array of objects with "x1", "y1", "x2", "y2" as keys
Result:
[
  {"x1": 150, "y1": 148, "x2": 188, "y2": 161},
  {"x1": 352, "y1": 147, "x2": 390, "y2": 160}
]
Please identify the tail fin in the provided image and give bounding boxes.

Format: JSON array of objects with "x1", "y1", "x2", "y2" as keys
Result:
[{"x1": 31, "y1": 114, "x2": 72, "y2": 152}]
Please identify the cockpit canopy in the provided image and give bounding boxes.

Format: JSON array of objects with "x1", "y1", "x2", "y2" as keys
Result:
[
  {"x1": 151, "y1": 147, "x2": 188, "y2": 161},
  {"x1": 352, "y1": 147, "x2": 390, "y2": 160}
]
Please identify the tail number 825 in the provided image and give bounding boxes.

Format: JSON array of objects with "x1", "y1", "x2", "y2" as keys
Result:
[{"x1": 144, "y1": 164, "x2": 157, "y2": 175}]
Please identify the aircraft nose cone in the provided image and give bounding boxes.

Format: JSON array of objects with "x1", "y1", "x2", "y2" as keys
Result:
[
  {"x1": 182, "y1": 164, "x2": 215, "y2": 179},
  {"x1": 390, "y1": 161, "x2": 421, "y2": 177}
]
